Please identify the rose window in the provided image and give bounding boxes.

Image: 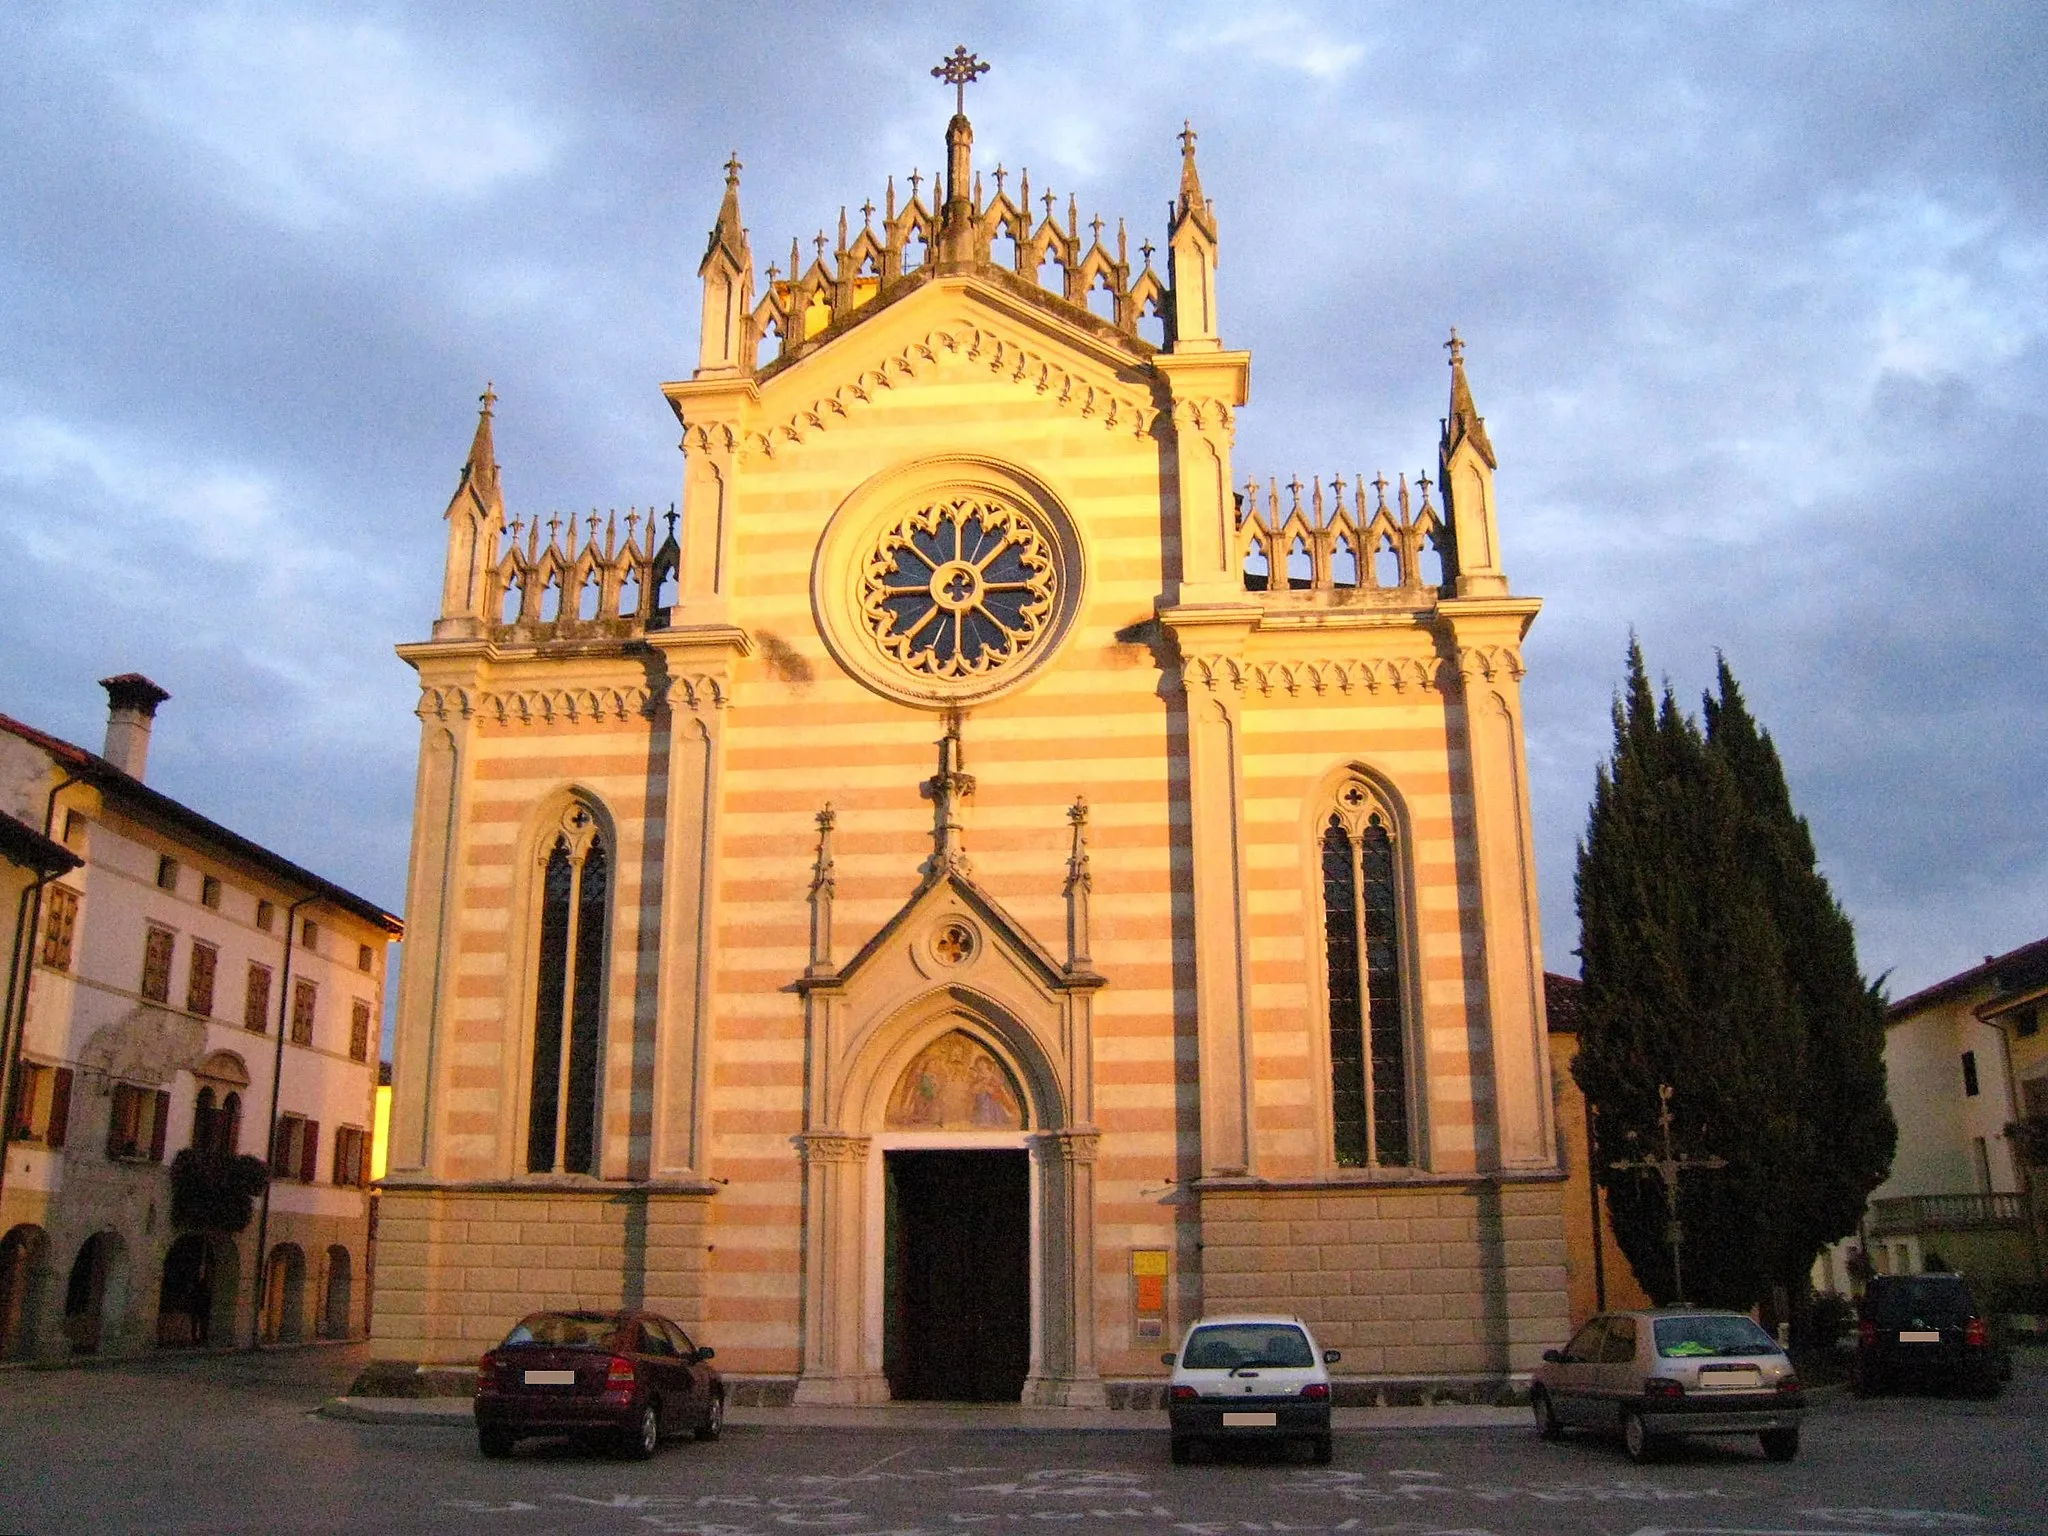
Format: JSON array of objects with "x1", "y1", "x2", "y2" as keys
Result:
[{"x1": 860, "y1": 495, "x2": 1057, "y2": 679}]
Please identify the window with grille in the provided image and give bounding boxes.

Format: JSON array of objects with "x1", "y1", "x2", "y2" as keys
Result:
[
  {"x1": 186, "y1": 942, "x2": 218, "y2": 1017},
  {"x1": 348, "y1": 999, "x2": 371, "y2": 1062},
  {"x1": 290, "y1": 978, "x2": 317, "y2": 1047},
  {"x1": 272, "y1": 1112, "x2": 319, "y2": 1181},
  {"x1": 191, "y1": 1086, "x2": 241, "y2": 1156},
  {"x1": 526, "y1": 803, "x2": 609, "y2": 1176},
  {"x1": 141, "y1": 926, "x2": 175, "y2": 1004},
  {"x1": 245, "y1": 962, "x2": 272, "y2": 1033},
  {"x1": 332, "y1": 1125, "x2": 369, "y2": 1187},
  {"x1": 40, "y1": 885, "x2": 79, "y2": 971},
  {"x1": 108, "y1": 1083, "x2": 169, "y2": 1161},
  {"x1": 1318, "y1": 779, "x2": 1414, "y2": 1169}
]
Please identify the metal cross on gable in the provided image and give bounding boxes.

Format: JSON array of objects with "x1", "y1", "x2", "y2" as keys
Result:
[{"x1": 932, "y1": 45, "x2": 990, "y2": 115}]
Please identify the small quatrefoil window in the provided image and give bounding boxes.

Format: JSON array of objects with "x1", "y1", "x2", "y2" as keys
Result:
[{"x1": 932, "y1": 919, "x2": 977, "y2": 966}]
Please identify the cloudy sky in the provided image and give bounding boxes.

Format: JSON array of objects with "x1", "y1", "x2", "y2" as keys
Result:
[{"x1": 3, "y1": 1, "x2": 2042, "y2": 1015}]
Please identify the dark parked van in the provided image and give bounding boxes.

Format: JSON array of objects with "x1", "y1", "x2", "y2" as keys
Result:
[{"x1": 1854, "y1": 1273, "x2": 2010, "y2": 1398}]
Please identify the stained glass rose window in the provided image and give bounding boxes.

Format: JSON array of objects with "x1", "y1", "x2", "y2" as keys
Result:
[{"x1": 859, "y1": 495, "x2": 1057, "y2": 679}]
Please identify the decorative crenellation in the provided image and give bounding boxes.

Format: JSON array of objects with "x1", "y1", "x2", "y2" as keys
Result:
[
  {"x1": 746, "y1": 164, "x2": 1172, "y2": 369},
  {"x1": 487, "y1": 505, "x2": 681, "y2": 641},
  {"x1": 1238, "y1": 471, "x2": 1451, "y2": 598}
]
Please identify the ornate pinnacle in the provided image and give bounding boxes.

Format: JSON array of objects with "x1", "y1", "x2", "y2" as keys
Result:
[
  {"x1": 814, "y1": 230, "x2": 828, "y2": 261},
  {"x1": 908, "y1": 167, "x2": 923, "y2": 199},
  {"x1": 723, "y1": 151, "x2": 742, "y2": 188},
  {"x1": 480, "y1": 380, "x2": 497, "y2": 413},
  {"x1": 993, "y1": 163, "x2": 1006, "y2": 195},
  {"x1": 1042, "y1": 188, "x2": 1055, "y2": 219},
  {"x1": 1090, "y1": 213, "x2": 1105, "y2": 243},
  {"x1": 1139, "y1": 239, "x2": 1155, "y2": 268},
  {"x1": 861, "y1": 198, "x2": 875, "y2": 229},
  {"x1": 931, "y1": 45, "x2": 990, "y2": 116},
  {"x1": 1445, "y1": 327, "x2": 1465, "y2": 366}
]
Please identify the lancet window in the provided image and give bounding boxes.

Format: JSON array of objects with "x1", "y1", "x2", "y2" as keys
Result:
[
  {"x1": 1319, "y1": 779, "x2": 1414, "y2": 1169},
  {"x1": 526, "y1": 802, "x2": 609, "y2": 1176}
]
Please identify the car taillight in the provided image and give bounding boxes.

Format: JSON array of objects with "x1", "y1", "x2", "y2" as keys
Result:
[
  {"x1": 477, "y1": 1352, "x2": 496, "y2": 1385},
  {"x1": 1777, "y1": 1375, "x2": 1801, "y2": 1394},
  {"x1": 1300, "y1": 1382, "x2": 1330, "y2": 1401},
  {"x1": 1964, "y1": 1318, "x2": 1988, "y2": 1347},
  {"x1": 1858, "y1": 1319, "x2": 1876, "y2": 1348},
  {"x1": 1170, "y1": 1385, "x2": 1199, "y2": 1403},
  {"x1": 1643, "y1": 1377, "x2": 1684, "y2": 1400},
  {"x1": 606, "y1": 1356, "x2": 637, "y2": 1387}
]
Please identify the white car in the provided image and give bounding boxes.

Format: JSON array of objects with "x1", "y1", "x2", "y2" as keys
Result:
[{"x1": 1163, "y1": 1314, "x2": 1339, "y2": 1464}]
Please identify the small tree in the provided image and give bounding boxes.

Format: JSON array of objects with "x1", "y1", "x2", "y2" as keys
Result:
[
  {"x1": 169, "y1": 1148, "x2": 269, "y2": 1233},
  {"x1": 1574, "y1": 641, "x2": 1893, "y2": 1311}
]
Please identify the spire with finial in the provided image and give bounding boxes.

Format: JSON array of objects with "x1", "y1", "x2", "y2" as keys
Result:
[
  {"x1": 931, "y1": 45, "x2": 989, "y2": 266},
  {"x1": 434, "y1": 380, "x2": 506, "y2": 634},
  {"x1": 452, "y1": 381, "x2": 501, "y2": 519},
  {"x1": 695, "y1": 152, "x2": 755, "y2": 376},
  {"x1": 1438, "y1": 327, "x2": 1502, "y2": 594},
  {"x1": 921, "y1": 713, "x2": 976, "y2": 880},
  {"x1": 1063, "y1": 795, "x2": 1092, "y2": 972},
  {"x1": 1167, "y1": 121, "x2": 1220, "y2": 348},
  {"x1": 807, "y1": 802, "x2": 837, "y2": 976},
  {"x1": 1441, "y1": 327, "x2": 1496, "y2": 467}
]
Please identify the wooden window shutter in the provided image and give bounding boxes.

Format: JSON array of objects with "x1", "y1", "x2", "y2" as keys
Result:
[
  {"x1": 47, "y1": 1068, "x2": 73, "y2": 1147},
  {"x1": 149, "y1": 1089, "x2": 171, "y2": 1162},
  {"x1": 301, "y1": 1119, "x2": 319, "y2": 1182}
]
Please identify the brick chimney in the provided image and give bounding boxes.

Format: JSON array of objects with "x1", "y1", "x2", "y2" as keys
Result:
[{"x1": 99, "y1": 673, "x2": 171, "y2": 781}]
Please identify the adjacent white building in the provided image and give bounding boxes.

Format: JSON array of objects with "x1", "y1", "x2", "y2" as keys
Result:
[
  {"x1": 1815, "y1": 939, "x2": 2045, "y2": 1294},
  {"x1": 0, "y1": 676, "x2": 401, "y2": 1359}
]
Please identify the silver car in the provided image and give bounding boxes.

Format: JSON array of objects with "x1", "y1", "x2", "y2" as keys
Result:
[{"x1": 1530, "y1": 1309, "x2": 1805, "y2": 1462}]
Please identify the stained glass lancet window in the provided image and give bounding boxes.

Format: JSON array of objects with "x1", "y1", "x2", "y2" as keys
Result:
[
  {"x1": 1320, "y1": 782, "x2": 1413, "y2": 1169},
  {"x1": 527, "y1": 807, "x2": 609, "y2": 1175}
]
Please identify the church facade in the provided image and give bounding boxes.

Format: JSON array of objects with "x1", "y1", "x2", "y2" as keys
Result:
[{"x1": 374, "y1": 86, "x2": 1566, "y2": 1403}]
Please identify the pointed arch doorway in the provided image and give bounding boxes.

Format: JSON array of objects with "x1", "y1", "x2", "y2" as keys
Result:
[
  {"x1": 883, "y1": 1147, "x2": 1030, "y2": 1400},
  {"x1": 878, "y1": 1029, "x2": 1032, "y2": 1401}
]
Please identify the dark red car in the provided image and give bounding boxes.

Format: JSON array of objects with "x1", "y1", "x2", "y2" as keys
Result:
[{"x1": 475, "y1": 1309, "x2": 725, "y2": 1459}]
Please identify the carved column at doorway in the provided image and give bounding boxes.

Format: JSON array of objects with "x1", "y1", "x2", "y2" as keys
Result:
[
  {"x1": 1025, "y1": 1127, "x2": 1105, "y2": 1408},
  {"x1": 794, "y1": 1131, "x2": 885, "y2": 1404}
]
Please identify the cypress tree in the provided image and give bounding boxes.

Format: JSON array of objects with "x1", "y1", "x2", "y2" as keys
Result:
[
  {"x1": 1573, "y1": 640, "x2": 1835, "y2": 1309},
  {"x1": 1703, "y1": 657, "x2": 1895, "y2": 1319}
]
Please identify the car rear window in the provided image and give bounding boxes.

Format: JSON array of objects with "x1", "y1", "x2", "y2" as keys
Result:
[
  {"x1": 1870, "y1": 1279, "x2": 1971, "y2": 1329},
  {"x1": 1652, "y1": 1314, "x2": 1781, "y2": 1358},
  {"x1": 1181, "y1": 1324, "x2": 1314, "y2": 1369},
  {"x1": 501, "y1": 1313, "x2": 619, "y2": 1349}
]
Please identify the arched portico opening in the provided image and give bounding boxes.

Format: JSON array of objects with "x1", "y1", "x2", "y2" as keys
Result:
[
  {"x1": 0, "y1": 1225, "x2": 51, "y2": 1360},
  {"x1": 62, "y1": 1230, "x2": 129, "y2": 1356},
  {"x1": 262, "y1": 1243, "x2": 306, "y2": 1343},
  {"x1": 320, "y1": 1245, "x2": 352, "y2": 1338},
  {"x1": 157, "y1": 1232, "x2": 238, "y2": 1347}
]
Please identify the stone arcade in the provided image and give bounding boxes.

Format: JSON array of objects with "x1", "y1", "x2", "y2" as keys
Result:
[{"x1": 374, "y1": 66, "x2": 1568, "y2": 1404}]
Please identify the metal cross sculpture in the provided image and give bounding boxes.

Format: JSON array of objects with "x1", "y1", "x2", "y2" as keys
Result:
[
  {"x1": 932, "y1": 45, "x2": 990, "y2": 115},
  {"x1": 1609, "y1": 1082, "x2": 1729, "y2": 1305}
]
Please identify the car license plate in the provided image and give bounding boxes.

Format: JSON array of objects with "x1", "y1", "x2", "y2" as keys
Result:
[
  {"x1": 1222, "y1": 1411, "x2": 1277, "y2": 1427},
  {"x1": 523, "y1": 1369, "x2": 576, "y2": 1385},
  {"x1": 1898, "y1": 1330, "x2": 1941, "y2": 1343},
  {"x1": 1697, "y1": 1366, "x2": 1762, "y2": 1390}
]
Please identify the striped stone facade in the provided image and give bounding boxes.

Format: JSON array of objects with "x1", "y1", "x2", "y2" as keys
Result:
[{"x1": 372, "y1": 110, "x2": 1567, "y2": 1400}]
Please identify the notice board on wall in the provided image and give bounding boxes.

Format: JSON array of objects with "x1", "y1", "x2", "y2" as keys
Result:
[{"x1": 1130, "y1": 1248, "x2": 1169, "y2": 1344}]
